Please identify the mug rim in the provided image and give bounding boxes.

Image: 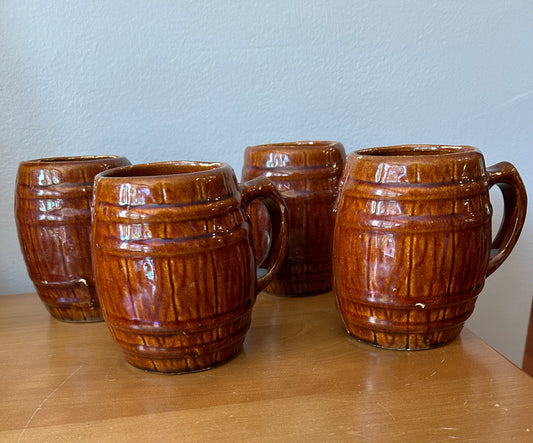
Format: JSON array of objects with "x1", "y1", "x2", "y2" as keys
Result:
[
  {"x1": 21, "y1": 155, "x2": 126, "y2": 165},
  {"x1": 354, "y1": 144, "x2": 480, "y2": 157},
  {"x1": 246, "y1": 140, "x2": 342, "y2": 151},
  {"x1": 96, "y1": 160, "x2": 230, "y2": 180}
]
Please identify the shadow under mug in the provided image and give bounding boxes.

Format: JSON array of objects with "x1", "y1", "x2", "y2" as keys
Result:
[
  {"x1": 15, "y1": 155, "x2": 131, "y2": 322},
  {"x1": 333, "y1": 145, "x2": 527, "y2": 350},
  {"x1": 92, "y1": 161, "x2": 288, "y2": 373}
]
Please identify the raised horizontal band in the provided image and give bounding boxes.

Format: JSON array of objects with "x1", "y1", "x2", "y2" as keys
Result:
[{"x1": 95, "y1": 225, "x2": 249, "y2": 257}]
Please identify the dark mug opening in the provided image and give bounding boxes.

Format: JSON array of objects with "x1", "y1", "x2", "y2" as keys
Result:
[
  {"x1": 357, "y1": 145, "x2": 465, "y2": 157},
  {"x1": 99, "y1": 161, "x2": 225, "y2": 178}
]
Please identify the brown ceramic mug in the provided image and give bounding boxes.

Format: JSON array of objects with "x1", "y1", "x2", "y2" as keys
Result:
[
  {"x1": 242, "y1": 141, "x2": 346, "y2": 296},
  {"x1": 333, "y1": 145, "x2": 527, "y2": 349},
  {"x1": 92, "y1": 161, "x2": 289, "y2": 373},
  {"x1": 15, "y1": 155, "x2": 131, "y2": 322}
]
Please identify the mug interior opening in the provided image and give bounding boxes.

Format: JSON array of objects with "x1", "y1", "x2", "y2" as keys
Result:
[
  {"x1": 34, "y1": 155, "x2": 119, "y2": 163},
  {"x1": 103, "y1": 162, "x2": 223, "y2": 178},
  {"x1": 255, "y1": 141, "x2": 334, "y2": 150},
  {"x1": 359, "y1": 146, "x2": 463, "y2": 157}
]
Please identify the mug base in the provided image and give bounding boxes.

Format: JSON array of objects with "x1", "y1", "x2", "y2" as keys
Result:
[
  {"x1": 36, "y1": 284, "x2": 104, "y2": 322},
  {"x1": 45, "y1": 305, "x2": 104, "y2": 323},
  {"x1": 123, "y1": 340, "x2": 245, "y2": 374},
  {"x1": 344, "y1": 324, "x2": 464, "y2": 350},
  {"x1": 266, "y1": 279, "x2": 332, "y2": 297}
]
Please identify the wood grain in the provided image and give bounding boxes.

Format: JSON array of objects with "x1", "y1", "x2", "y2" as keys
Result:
[{"x1": 1, "y1": 292, "x2": 532, "y2": 442}]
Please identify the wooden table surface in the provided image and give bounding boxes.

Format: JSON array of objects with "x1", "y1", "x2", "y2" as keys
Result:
[{"x1": 1, "y1": 292, "x2": 532, "y2": 442}]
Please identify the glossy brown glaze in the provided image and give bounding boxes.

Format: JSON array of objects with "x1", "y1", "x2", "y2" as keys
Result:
[
  {"x1": 242, "y1": 141, "x2": 345, "y2": 296},
  {"x1": 15, "y1": 155, "x2": 131, "y2": 322},
  {"x1": 333, "y1": 145, "x2": 527, "y2": 349},
  {"x1": 92, "y1": 161, "x2": 288, "y2": 373}
]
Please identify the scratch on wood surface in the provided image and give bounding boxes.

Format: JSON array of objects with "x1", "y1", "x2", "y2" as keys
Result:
[
  {"x1": 426, "y1": 370, "x2": 437, "y2": 379},
  {"x1": 377, "y1": 402, "x2": 396, "y2": 421},
  {"x1": 105, "y1": 356, "x2": 121, "y2": 382},
  {"x1": 17, "y1": 365, "x2": 82, "y2": 442}
]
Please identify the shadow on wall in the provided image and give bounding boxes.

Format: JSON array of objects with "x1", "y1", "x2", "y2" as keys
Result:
[
  {"x1": 523, "y1": 294, "x2": 533, "y2": 375},
  {"x1": 0, "y1": 14, "x2": 57, "y2": 294}
]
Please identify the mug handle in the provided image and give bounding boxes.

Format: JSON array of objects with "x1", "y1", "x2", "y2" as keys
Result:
[
  {"x1": 486, "y1": 161, "x2": 527, "y2": 276},
  {"x1": 239, "y1": 177, "x2": 289, "y2": 294}
]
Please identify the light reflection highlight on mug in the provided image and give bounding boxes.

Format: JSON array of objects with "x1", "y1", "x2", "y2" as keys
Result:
[{"x1": 266, "y1": 153, "x2": 290, "y2": 168}]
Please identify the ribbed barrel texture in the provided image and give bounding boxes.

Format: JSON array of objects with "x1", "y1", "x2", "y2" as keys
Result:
[
  {"x1": 15, "y1": 156, "x2": 130, "y2": 321},
  {"x1": 333, "y1": 148, "x2": 492, "y2": 349},
  {"x1": 243, "y1": 141, "x2": 345, "y2": 295},
  {"x1": 93, "y1": 172, "x2": 255, "y2": 373}
]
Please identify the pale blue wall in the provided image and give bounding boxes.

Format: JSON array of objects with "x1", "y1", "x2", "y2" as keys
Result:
[{"x1": 1, "y1": 1, "x2": 532, "y2": 366}]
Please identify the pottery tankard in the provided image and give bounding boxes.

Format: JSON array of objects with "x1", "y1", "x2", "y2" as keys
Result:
[
  {"x1": 92, "y1": 161, "x2": 288, "y2": 373},
  {"x1": 333, "y1": 145, "x2": 527, "y2": 349},
  {"x1": 15, "y1": 155, "x2": 131, "y2": 322},
  {"x1": 242, "y1": 141, "x2": 345, "y2": 296}
]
